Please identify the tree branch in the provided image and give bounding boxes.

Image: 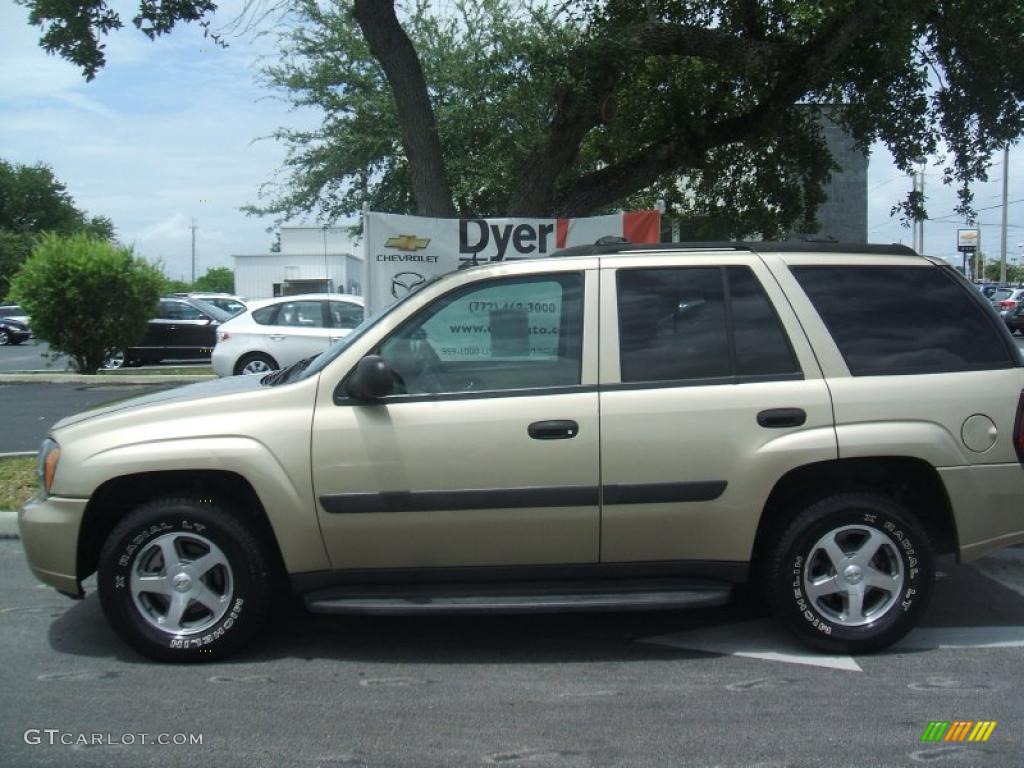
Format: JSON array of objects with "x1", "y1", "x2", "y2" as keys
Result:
[
  {"x1": 551, "y1": 0, "x2": 889, "y2": 215},
  {"x1": 507, "y1": 52, "x2": 621, "y2": 216},
  {"x1": 625, "y1": 22, "x2": 790, "y2": 78},
  {"x1": 351, "y1": 0, "x2": 455, "y2": 217}
]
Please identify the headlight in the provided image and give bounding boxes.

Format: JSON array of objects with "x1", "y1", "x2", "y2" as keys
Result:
[{"x1": 37, "y1": 438, "x2": 60, "y2": 500}]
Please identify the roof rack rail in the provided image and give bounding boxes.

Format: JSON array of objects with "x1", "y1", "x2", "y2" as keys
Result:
[{"x1": 550, "y1": 240, "x2": 918, "y2": 258}]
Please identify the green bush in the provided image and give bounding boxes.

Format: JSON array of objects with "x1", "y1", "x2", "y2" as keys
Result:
[{"x1": 9, "y1": 233, "x2": 163, "y2": 374}]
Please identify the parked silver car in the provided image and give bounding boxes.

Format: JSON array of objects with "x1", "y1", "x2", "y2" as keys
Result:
[
  {"x1": 211, "y1": 293, "x2": 364, "y2": 375},
  {"x1": 989, "y1": 287, "x2": 1024, "y2": 318}
]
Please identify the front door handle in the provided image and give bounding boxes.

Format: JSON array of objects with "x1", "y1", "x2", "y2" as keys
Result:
[
  {"x1": 268, "y1": 334, "x2": 286, "y2": 341},
  {"x1": 757, "y1": 408, "x2": 807, "y2": 428},
  {"x1": 528, "y1": 420, "x2": 579, "y2": 440}
]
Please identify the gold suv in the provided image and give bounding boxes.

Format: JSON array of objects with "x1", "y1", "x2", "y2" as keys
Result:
[{"x1": 19, "y1": 243, "x2": 1024, "y2": 661}]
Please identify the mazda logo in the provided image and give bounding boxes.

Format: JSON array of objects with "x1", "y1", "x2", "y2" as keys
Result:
[{"x1": 391, "y1": 271, "x2": 426, "y2": 298}]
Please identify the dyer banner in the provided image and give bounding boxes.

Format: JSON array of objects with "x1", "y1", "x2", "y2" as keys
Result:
[{"x1": 363, "y1": 210, "x2": 660, "y2": 313}]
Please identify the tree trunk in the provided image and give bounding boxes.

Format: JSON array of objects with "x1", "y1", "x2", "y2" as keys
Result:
[{"x1": 352, "y1": 0, "x2": 456, "y2": 217}]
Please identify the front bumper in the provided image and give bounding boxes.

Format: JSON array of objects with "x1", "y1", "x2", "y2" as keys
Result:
[{"x1": 18, "y1": 495, "x2": 88, "y2": 598}]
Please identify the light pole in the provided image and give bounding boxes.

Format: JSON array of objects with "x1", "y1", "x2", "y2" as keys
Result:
[{"x1": 322, "y1": 224, "x2": 330, "y2": 293}]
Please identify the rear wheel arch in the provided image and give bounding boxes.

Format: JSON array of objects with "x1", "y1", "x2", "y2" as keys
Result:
[
  {"x1": 78, "y1": 470, "x2": 287, "y2": 585},
  {"x1": 750, "y1": 457, "x2": 958, "y2": 584}
]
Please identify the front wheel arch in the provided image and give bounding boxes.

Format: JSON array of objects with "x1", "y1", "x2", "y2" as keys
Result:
[{"x1": 78, "y1": 470, "x2": 287, "y2": 587}]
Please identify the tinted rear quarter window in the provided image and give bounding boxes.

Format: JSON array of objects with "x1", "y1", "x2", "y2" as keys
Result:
[{"x1": 792, "y1": 265, "x2": 1015, "y2": 375}]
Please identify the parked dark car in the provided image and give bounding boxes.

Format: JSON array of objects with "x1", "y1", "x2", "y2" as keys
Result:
[
  {"x1": 103, "y1": 297, "x2": 231, "y2": 368},
  {"x1": 0, "y1": 317, "x2": 31, "y2": 345}
]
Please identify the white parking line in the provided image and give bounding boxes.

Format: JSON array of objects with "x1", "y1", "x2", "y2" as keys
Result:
[
  {"x1": 892, "y1": 625, "x2": 1024, "y2": 650},
  {"x1": 639, "y1": 619, "x2": 863, "y2": 671},
  {"x1": 639, "y1": 619, "x2": 1024, "y2": 670}
]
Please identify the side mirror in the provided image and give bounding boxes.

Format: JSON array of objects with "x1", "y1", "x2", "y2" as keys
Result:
[{"x1": 345, "y1": 355, "x2": 394, "y2": 401}]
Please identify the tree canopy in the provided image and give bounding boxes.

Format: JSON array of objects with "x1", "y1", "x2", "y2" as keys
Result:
[
  {"x1": 0, "y1": 159, "x2": 115, "y2": 298},
  {"x1": 247, "y1": 0, "x2": 1024, "y2": 237},
  {"x1": 193, "y1": 266, "x2": 235, "y2": 293},
  {"x1": 17, "y1": 0, "x2": 220, "y2": 81},
  {"x1": 19, "y1": 0, "x2": 1024, "y2": 237}
]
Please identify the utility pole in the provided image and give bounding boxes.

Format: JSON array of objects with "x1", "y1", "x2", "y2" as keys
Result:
[
  {"x1": 190, "y1": 218, "x2": 198, "y2": 284},
  {"x1": 322, "y1": 224, "x2": 331, "y2": 292},
  {"x1": 913, "y1": 172, "x2": 921, "y2": 253},
  {"x1": 917, "y1": 164, "x2": 925, "y2": 254},
  {"x1": 910, "y1": 166, "x2": 925, "y2": 253},
  {"x1": 1000, "y1": 146, "x2": 1009, "y2": 283}
]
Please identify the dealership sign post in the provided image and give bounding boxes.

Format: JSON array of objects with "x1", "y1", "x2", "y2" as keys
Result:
[
  {"x1": 957, "y1": 228, "x2": 979, "y2": 278},
  {"x1": 362, "y1": 210, "x2": 661, "y2": 314}
]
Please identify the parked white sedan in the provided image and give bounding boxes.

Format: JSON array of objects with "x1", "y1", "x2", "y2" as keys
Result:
[{"x1": 212, "y1": 293, "x2": 364, "y2": 376}]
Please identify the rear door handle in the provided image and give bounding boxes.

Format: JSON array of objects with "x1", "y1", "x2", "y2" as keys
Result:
[
  {"x1": 528, "y1": 420, "x2": 579, "y2": 440},
  {"x1": 757, "y1": 408, "x2": 807, "y2": 428},
  {"x1": 268, "y1": 334, "x2": 286, "y2": 341}
]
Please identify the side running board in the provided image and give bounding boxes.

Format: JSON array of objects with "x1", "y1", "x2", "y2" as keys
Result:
[{"x1": 304, "y1": 581, "x2": 733, "y2": 616}]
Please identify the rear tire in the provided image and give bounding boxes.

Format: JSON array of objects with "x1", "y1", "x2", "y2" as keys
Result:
[
  {"x1": 98, "y1": 498, "x2": 277, "y2": 662},
  {"x1": 102, "y1": 350, "x2": 129, "y2": 369},
  {"x1": 768, "y1": 492, "x2": 934, "y2": 654},
  {"x1": 234, "y1": 353, "x2": 278, "y2": 376}
]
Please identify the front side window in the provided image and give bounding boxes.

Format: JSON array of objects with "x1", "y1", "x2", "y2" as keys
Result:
[
  {"x1": 378, "y1": 274, "x2": 584, "y2": 396},
  {"x1": 158, "y1": 301, "x2": 204, "y2": 320},
  {"x1": 329, "y1": 301, "x2": 364, "y2": 329},
  {"x1": 617, "y1": 267, "x2": 798, "y2": 384},
  {"x1": 792, "y1": 265, "x2": 1016, "y2": 376}
]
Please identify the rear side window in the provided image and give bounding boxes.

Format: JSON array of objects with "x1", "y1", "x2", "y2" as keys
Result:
[
  {"x1": 617, "y1": 267, "x2": 799, "y2": 383},
  {"x1": 792, "y1": 266, "x2": 1015, "y2": 376}
]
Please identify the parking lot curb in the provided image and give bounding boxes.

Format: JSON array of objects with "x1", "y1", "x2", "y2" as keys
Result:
[
  {"x1": 0, "y1": 373, "x2": 215, "y2": 385},
  {"x1": 0, "y1": 510, "x2": 18, "y2": 539}
]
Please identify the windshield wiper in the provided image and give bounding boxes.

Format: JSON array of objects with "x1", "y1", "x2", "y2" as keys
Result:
[{"x1": 261, "y1": 355, "x2": 317, "y2": 387}]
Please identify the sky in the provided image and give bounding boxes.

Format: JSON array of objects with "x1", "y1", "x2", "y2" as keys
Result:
[{"x1": 1, "y1": 1, "x2": 1022, "y2": 282}]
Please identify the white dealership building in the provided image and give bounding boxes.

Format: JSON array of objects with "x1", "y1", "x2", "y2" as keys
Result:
[{"x1": 232, "y1": 226, "x2": 364, "y2": 299}]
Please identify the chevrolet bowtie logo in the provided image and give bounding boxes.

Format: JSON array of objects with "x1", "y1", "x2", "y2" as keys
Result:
[{"x1": 385, "y1": 235, "x2": 430, "y2": 251}]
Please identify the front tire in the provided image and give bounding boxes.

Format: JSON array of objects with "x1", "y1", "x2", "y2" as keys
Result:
[
  {"x1": 768, "y1": 493, "x2": 934, "y2": 654},
  {"x1": 0, "y1": 330, "x2": 9, "y2": 345},
  {"x1": 98, "y1": 498, "x2": 277, "y2": 662}
]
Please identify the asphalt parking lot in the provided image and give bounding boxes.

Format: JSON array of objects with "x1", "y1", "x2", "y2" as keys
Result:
[
  {"x1": 0, "y1": 383, "x2": 170, "y2": 454},
  {"x1": 0, "y1": 339, "x2": 66, "y2": 373},
  {"x1": 1, "y1": 540, "x2": 1023, "y2": 768}
]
